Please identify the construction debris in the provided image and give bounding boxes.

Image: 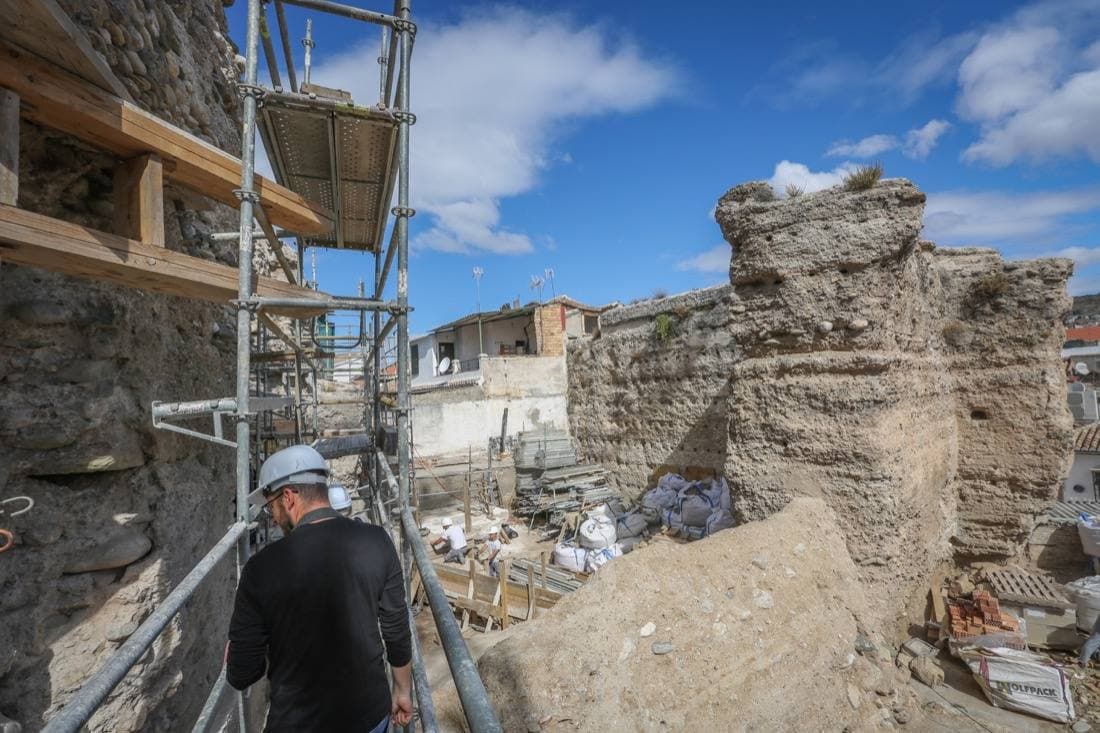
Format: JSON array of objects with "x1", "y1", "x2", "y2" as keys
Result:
[{"x1": 946, "y1": 590, "x2": 1025, "y2": 649}]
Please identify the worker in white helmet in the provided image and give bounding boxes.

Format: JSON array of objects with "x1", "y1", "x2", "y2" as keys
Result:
[
  {"x1": 485, "y1": 526, "x2": 503, "y2": 577},
  {"x1": 226, "y1": 445, "x2": 413, "y2": 730},
  {"x1": 430, "y1": 516, "x2": 468, "y2": 563},
  {"x1": 328, "y1": 483, "x2": 353, "y2": 518}
]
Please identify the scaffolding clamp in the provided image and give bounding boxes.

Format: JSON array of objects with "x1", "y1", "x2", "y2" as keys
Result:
[
  {"x1": 232, "y1": 188, "x2": 262, "y2": 205},
  {"x1": 393, "y1": 18, "x2": 417, "y2": 36},
  {"x1": 391, "y1": 206, "x2": 416, "y2": 219},
  {"x1": 392, "y1": 110, "x2": 416, "y2": 126},
  {"x1": 235, "y1": 82, "x2": 268, "y2": 102}
]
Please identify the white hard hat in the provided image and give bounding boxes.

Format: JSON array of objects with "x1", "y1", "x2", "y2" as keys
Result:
[
  {"x1": 441, "y1": 517, "x2": 453, "y2": 527},
  {"x1": 249, "y1": 445, "x2": 330, "y2": 506},
  {"x1": 488, "y1": 526, "x2": 500, "y2": 534},
  {"x1": 328, "y1": 483, "x2": 352, "y2": 511}
]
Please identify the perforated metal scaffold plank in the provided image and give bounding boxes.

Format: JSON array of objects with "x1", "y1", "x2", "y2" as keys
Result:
[{"x1": 259, "y1": 91, "x2": 398, "y2": 252}]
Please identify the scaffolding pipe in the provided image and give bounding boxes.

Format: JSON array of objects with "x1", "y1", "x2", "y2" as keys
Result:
[
  {"x1": 231, "y1": 2, "x2": 265, "y2": 730},
  {"x1": 192, "y1": 668, "x2": 229, "y2": 733},
  {"x1": 245, "y1": 295, "x2": 403, "y2": 312},
  {"x1": 302, "y1": 18, "x2": 314, "y2": 86},
  {"x1": 376, "y1": 223, "x2": 398, "y2": 298},
  {"x1": 209, "y1": 229, "x2": 292, "y2": 242},
  {"x1": 259, "y1": 11, "x2": 284, "y2": 91},
  {"x1": 42, "y1": 523, "x2": 248, "y2": 733},
  {"x1": 282, "y1": 0, "x2": 399, "y2": 26},
  {"x1": 274, "y1": 1, "x2": 299, "y2": 93}
]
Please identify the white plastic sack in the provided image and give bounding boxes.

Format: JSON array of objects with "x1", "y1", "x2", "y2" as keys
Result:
[
  {"x1": 587, "y1": 503, "x2": 615, "y2": 523},
  {"x1": 658, "y1": 473, "x2": 689, "y2": 493},
  {"x1": 642, "y1": 485, "x2": 678, "y2": 511},
  {"x1": 712, "y1": 476, "x2": 732, "y2": 511},
  {"x1": 585, "y1": 543, "x2": 623, "y2": 572},
  {"x1": 957, "y1": 647, "x2": 1075, "y2": 723},
  {"x1": 615, "y1": 512, "x2": 649, "y2": 540},
  {"x1": 553, "y1": 542, "x2": 588, "y2": 573},
  {"x1": 662, "y1": 509, "x2": 683, "y2": 536},
  {"x1": 1078, "y1": 515, "x2": 1100, "y2": 557},
  {"x1": 680, "y1": 490, "x2": 717, "y2": 527},
  {"x1": 578, "y1": 517, "x2": 617, "y2": 549},
  {"x1": 705, "y1": 509, "x2": 735, "y2": 536},
  {"x1": 1065, "y1": 575, "x2": 1100, "y2": 632}
]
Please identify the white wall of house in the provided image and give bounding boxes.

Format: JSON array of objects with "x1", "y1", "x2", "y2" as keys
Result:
[
  {"x1": 410, "y1": 334, "x2": 437, "y2": 383},
  {"x1": 1064, "y1": 451, "x2": 1100, "y2": 501},
  {"x1": 411, "y1": 355, "x2": 568, "y2": 457}
]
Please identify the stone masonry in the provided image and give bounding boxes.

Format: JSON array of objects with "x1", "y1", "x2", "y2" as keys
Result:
[
  {"x1": 568, "y1": 179, "x2": 1074, "y2": 631},
  {"x1": 0, "y1": 2, "x2": 260, "y2": 730}
]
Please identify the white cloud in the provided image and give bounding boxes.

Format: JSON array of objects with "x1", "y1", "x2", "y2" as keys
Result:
[
  {"x1": 312, "y1": 8, "x2": 678, "y2": 255},
  {"x1": 676, "y1": 245, "x2": 730, "y2": 273},
  {"x1": 768, "y1": 160, "x2": 858, "y2": 196},
  {"x1": 1044, "y1": 245, "x2": 1100, "y2": 267},
  {"x1": 903, "y1": 119, "x2": 951, "y2": 159},
  {"x1": 826, "y1": 134, "x2": 898, "y2": 158},
  {"x1": 924, "y1": 187, "x2": 1100, "y2": 244},
  {"x1": 957, "y1": 5, "x2": 1100, "y2": 166},
  {"x1": 877, "y1": 31, "x2": 979, "y2": 101}
]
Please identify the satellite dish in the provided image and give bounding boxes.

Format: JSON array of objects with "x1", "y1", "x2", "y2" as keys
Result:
[
  {"x1": 438, "y1": 357, "x2": 451, "y2": 374},
  {"x1": 1076, "y1": 362, "x2": 1091, "y2": 376}
]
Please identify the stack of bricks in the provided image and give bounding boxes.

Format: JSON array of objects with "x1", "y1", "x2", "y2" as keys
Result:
[{"x1": 947, "y1": 590, "x2": 1021, "y2": 639}]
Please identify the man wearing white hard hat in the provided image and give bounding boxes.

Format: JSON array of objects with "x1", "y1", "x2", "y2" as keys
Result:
[
  {"x1": 430, "y1": 516, "x2": 468, "y2": 563},
  {"x1": 226, "y1": 445, "x2": 413, "y2": 730},
  {"x1": 485, "y1": 527, "x2": 503, "y2": 577},
  {"x1": 328, "y1": 483, "x2": 353, "y2": 518}
]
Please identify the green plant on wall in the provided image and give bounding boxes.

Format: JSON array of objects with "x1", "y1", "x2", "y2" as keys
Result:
[{"x1": 655, "y1": 313, "x2": 675, "y2": 342}]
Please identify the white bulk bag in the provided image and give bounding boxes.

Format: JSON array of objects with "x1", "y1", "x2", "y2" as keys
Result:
[
  {"x1": 958, "y1": 647, "x2": 1075, "y2": 723},
  {"x1": 578, "y1": 517, "x2": 617, "y2": 549},
  {"x1": 1066, "y1": 575, "x2": 1100, "y2": 632},
  {"x1": 585, "y1": 543, "x2": 623, "y2": 573},
  {"x1": 1079, "y1": 515, "x2": 1100, "y2": 557},
  {"x1": 680, "y1": 490, "x2": 717, "y2": 527},
  {"x1": 705, "y1": 509, "x2": 735, "y2": 536},
  {"x1": 553, "y1": 542, "x2": 588, "y2": 573}
]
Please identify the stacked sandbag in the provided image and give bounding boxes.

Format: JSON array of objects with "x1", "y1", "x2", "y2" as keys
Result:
[
  {"x1": 640, "y1": 473, "x2": 735, "y2": 540},
  {"x1": 1078, "y1": 514, "x2": 1100, "y2": 557},
  {"x1": 1065, "y1": 575, "x2": 1100, "y2": 631}
]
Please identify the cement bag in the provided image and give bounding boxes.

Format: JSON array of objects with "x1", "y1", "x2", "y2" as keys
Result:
[
  {"x1": 958, "y1": 647, "x2": 1075, "y2": 723},
  {"x1": 705, "y1": 508, "x2": 735, "y2": 536},
  {"x1": 642, "y1": 485, "x2": 678, "y2": 512},
  {"x1": 578, "y1": 517, "x2": 617, "y2": 549},
  {"x1": 585, "y1": 543, "x2": 622, "y2": 573},
  {"x1": 553, "y1": 542, "x2": 588, "y2": 573},
  {"x1": 662, "y1": 509, "x2": 683, "y2": 536},
  {"x1": 1065, "y1": 575, "x2": 1100, "y2": 632},
  {"x1": 1078, "y1": 515, "x2": 1100, "y2": 557},
  {"x1": 615, "y1": 512, "x2": 649, "y2": 540},
  {"x1": 679, "y1": 489, "x2": 717, "y2": 527}
]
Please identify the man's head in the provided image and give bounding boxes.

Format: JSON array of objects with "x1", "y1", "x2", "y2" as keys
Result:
[
  {"x1": 488, "y1": 526, "x2": 499, "y2": 539},
  {"x1": 265, "y1": 482, "x2": 330, "y2": 533},
  {"x1": 251, "y1": 445, "x2": 331, "y2": 533},
  {"x1": 441, "y1": 517, "x2": 453, "y2": 530}
]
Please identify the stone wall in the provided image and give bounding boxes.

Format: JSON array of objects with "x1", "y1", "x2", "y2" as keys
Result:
[
  {"x1": 567, "y1": 179, "x2": 1074, "y2": 632},
  {"x1": 0, "y1": 2, "x2": 250, "y2": 730}
]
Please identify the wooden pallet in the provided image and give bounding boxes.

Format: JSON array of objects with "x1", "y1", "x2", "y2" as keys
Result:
[{"x1": 987, "y1": 568, "x2": 1074, "y2": 610}]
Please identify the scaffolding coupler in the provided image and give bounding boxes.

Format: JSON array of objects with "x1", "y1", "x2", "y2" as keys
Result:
[{"x1": 152, "y1": 396, "x2": 293, "y2": 448}]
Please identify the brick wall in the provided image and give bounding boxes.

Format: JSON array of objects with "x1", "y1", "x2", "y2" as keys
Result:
[{"x1": 535, "y1": 304, "x2": 565, "y2": 356}]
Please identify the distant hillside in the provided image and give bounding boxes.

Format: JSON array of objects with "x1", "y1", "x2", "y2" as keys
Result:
[{"x1": 1070, "y1": 294, "x2": 1100, "y2": 324}]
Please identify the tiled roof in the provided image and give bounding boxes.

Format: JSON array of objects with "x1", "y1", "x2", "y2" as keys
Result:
[
  {"x1": 1067, "y1": 326, "x2": 1100, "y2": 343},
  {"x1": 1076, "y1": 424, "x2": 1100, "y2": 452}
]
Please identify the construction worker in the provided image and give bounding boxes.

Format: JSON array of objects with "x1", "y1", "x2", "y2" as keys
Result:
[
  {"x1": 328, "y1": 482, "x2": 353, "y2": 518},
  {"x1": 485, "y1": 526, "x2": 503, "y2": 577},
  {"x1": 431, "y1": 516, "x2": 468, "y2": 563},
  {"x1": 226, "y1": 445, "x2": 413, "y2": 731}
]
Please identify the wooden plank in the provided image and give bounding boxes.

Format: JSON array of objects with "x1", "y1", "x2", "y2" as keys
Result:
[
  {"x1": 461, "y1": 558, "x2": 476, "y2": 631},
  {"x1": 0, "y1": 203, "x2": 329, "y2": 317},
  {"x1": 499, "y1": 560, "x2": 510, "y2": 629},
  {"x1": 0, "y1": 44, "x2": 333, "y2": 236},
  {"x1": 0, "y1": 0, "x2": 132, "y2": 100},
  {"x1": 113, "y1": 154, "x2": 164, "y2": 246},
  {"x1": 0, "y1": 87, "x2": 15, "y2": 205}
]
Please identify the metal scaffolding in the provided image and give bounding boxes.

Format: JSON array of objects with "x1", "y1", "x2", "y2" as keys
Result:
[{"x1": 35, "y1": 1, "x2": 502, "y2": 731}]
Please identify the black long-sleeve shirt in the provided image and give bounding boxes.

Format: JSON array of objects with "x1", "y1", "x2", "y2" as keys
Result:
[{"x1": 227, "y1": 509, "x2": 411, "y2": 731}]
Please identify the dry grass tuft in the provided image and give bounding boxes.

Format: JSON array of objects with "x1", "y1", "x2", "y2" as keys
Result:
[{"x1": 843, "y1": 163, "x2": 883, "y2": 191}]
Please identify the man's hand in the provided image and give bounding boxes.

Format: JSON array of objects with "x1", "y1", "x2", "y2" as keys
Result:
[{"x1": 391, "y1": 663, "x2": 414, "y2": 726}]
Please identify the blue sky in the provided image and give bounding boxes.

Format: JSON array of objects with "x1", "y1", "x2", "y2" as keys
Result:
[{"x1": 226, "y1": 0, "x2": 1100, "y2": 333}]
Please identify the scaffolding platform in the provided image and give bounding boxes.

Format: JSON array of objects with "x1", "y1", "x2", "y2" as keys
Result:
[{"x1": 258, "y1": 91, "x2": 398, "y2": 252}]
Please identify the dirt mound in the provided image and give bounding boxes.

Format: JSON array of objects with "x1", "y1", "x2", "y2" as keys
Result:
[{"x1": 477, "y1": 498, "x2": 918, "y2": 731}]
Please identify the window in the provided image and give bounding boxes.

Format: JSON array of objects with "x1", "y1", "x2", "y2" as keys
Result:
[
  {"x1": 584, "y1": 314, "x2": 599, "y2": 334},
  {"x1": 411, "y1": 344, "x2": 419, "y2": 377}
]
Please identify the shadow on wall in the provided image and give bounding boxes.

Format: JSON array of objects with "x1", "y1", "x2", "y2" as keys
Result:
[{"x1": 643, "y1": 381, "x2": 732, "y2": 490}]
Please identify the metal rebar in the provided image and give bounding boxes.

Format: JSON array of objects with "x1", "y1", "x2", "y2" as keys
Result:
[
  {"x1": 274, "y1": 1, "x2": 298, "y2": 93},
  {"x1": 282, "y1": 0, "x2": 399, "y2": 26},
  {"x1": 42, "y1": 523, "x2": 247, "y2": 733},
  {"x1": 259, "y1": 11, "x2": 284, "y2": 91}
]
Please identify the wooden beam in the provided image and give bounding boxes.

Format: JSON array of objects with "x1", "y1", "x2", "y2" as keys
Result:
[
  {"x1": 0, "y1": 44, "x2": 333, "y2": 236},
  {"x1": 0, "y1": 203, "x2": 330, "y2": 317},
  {"x1": 0, "y1": 0, "x2": 132, "y2": 101},
  {"x1": 113, "y1": 154, "x2": 164, "y2": 247},
  {"x1": 0, "y1": 87, "x2": 16, "y2": 205}
]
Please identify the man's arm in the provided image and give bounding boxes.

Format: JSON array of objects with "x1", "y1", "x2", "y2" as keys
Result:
[
  {"x1": 226, "y1": 565, "x2": 268, "y2": 690},
  {"x1": 377, "y1": 534, "x2": 412, "y2": 669}
]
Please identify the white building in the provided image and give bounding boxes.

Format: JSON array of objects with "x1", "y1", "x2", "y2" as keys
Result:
[{"x1": 1065, "y1": 425, "x2": 1100, "y2": 501}]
